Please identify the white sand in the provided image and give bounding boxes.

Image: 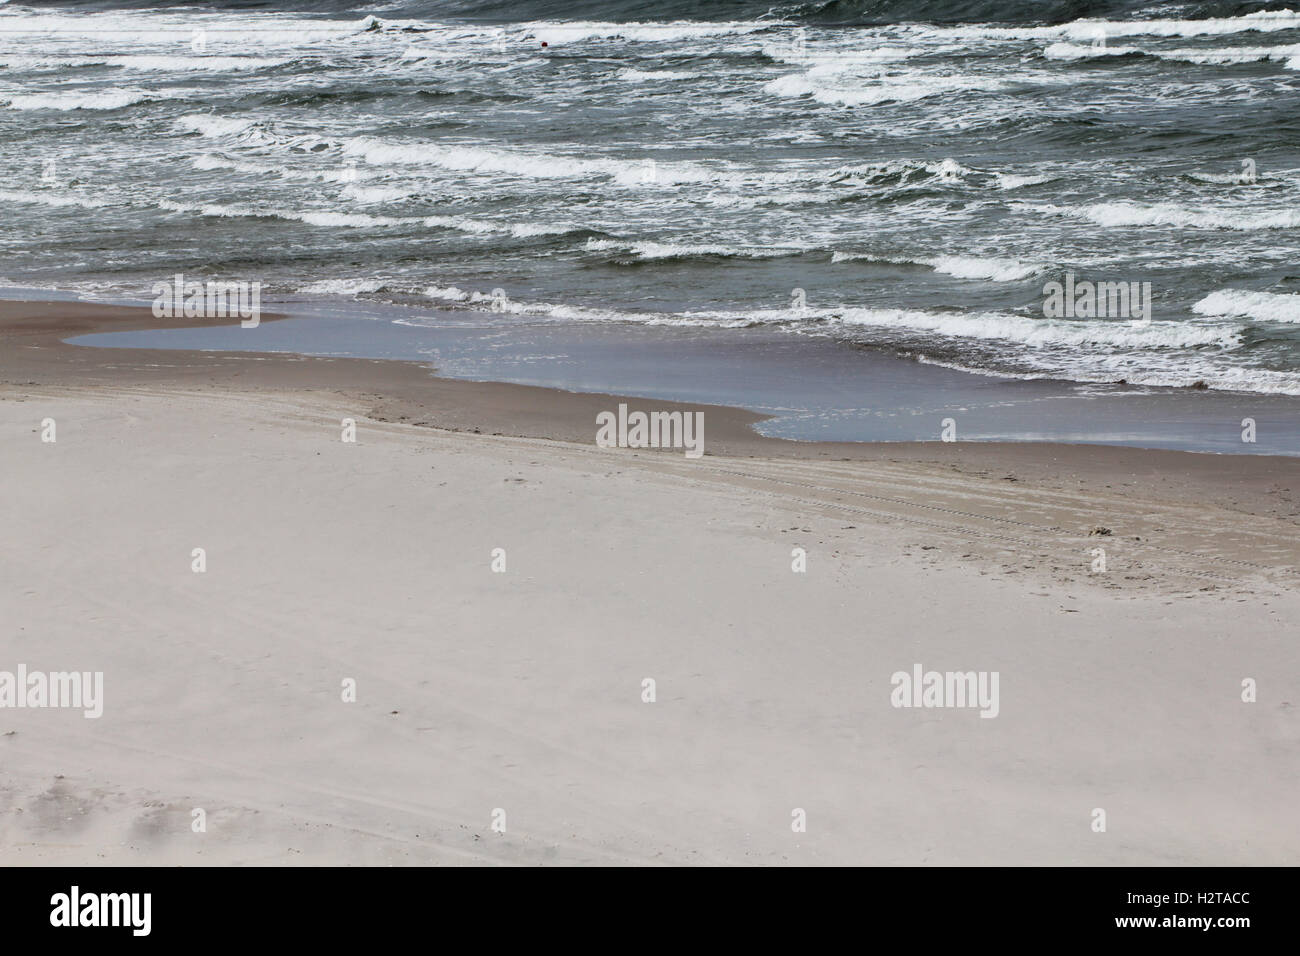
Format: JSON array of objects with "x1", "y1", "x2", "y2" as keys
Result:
[{"x1": 2, "y1": 385, "x2": 1297, "y2": 865}]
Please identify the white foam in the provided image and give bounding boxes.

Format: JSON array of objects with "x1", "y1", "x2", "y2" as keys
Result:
[
  {"x1": 0, "y1": 188, "x2": 109, "y2": 209},
  {"x1": 1044, "y1": 40, "x2": 1300, "y2": 65},
  {"x1": 769, "y1": 42, "x2": 933, "y2": 65},
  {"x1": 156, "y1": 197, "x2": 382, "y2": 227},
  {"x1": 584, "y1": 238, "x2": 798, "y2": 260},
  {"x1": 176, "y1": 113, "x2": 260, "y2": 138},
  {"x1": 267, "y1": 278, "x2": 1300, "y2": 394},
  {"x1": 279, "y1": 207, "x2": 399, "y2": 228},
  {"x1": 1193, "y1": 289, "x2": 1300, "y2": 323},
  {"x1": 835, "y1": 307, "x2": 1238, "y2": 349},
  {"x1": 445, "y1": 287, "x2": 634, "y2": 322},
  {"x1": 341, "y1": 135, "x2": 719, "y2": 185},
  {"x1": 367, "y1": 283, "x2": 1235, "y2": 352},
  {"x1": 342, "y1": 137, "x2": 593, "y2": 179},
  {"x1": 0, "y1": 10, "x2": 373, "y2": 47},
  {"x1": 1043, "y1": 41, "x2": 1141, "y2": 59},
  {"x1": 374, "y1": 283, "x2": 762, "y2": 326},
  {"x1": 0, "y1": 54, "x2": 291, "y2": 72},
  {"x1": 765, "y1": 72, "x2": 1005, "y2": 107},
  {"x1": 1063, "y1": 201, "x2": 1300, "y2": 230},
  {"x1": 1165, "y1": 44, "x2": 1300, "y2": 65},
  {"x1": 830, "y1": 251, "x2": 892, "y2": 264},
  {"x1": 520, "y1": 20, "x2": 769, "y2": 46},
  {"x1": 917, "y1": 352, "x2": 1300, "y2": 396},
  {"x1": 0, "y1": 88, "x2": 173, "y2": 111},
  {"x1": 192, "y1": 153, "x2": 380, "y2": 185},
  {"x1": 615, "y1": 68, "x2": 702, "y2": 81},
  {"x1": 830, "y1": 252, "x2": 1040, "y2": 281},
  {"x1": 935, "y1": 9, "x2": 1300, "y2": 41},
  {"x1": 926, "y1": 255, "x2": 1042, "y2": 281},
  {"x1": 1154, "y1": 366, "x2": 1300, "y2": 395},
  {"x1": 506, "y1": 221, "x2": 576, "y2": 238},
  {"x1": 1187, "y1": 169, "x2": 1262, "y2": 185},
  {"x1": 996, "y1": 172, "x2": 1055, "y2": 189},
  {"x1": 160, "y1": 196, "x2": 579, "y2": 238},
  {"x1": 422, "y1": 285, "x2": 470, "y2": 301},
  {"x1": 827, "y1": 158, "x2": 979, "y2": 184},
  {"x1": 297, "y1": 278, "x2": 388, "y2": 296}
]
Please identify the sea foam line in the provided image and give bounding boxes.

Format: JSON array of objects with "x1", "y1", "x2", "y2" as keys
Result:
[
  {"x1": 1049, "y1": 201, "x2": 1300, "y2": 230},
  {"x1": 929, "y1": 9, "x2": 1300, "y2": 42},
  {"x1": 831, "y1": 252, "x2": 1042, "y2": 281},
  {"x1": 1193, "y1": 289, "x2": 1300, "y2": 323}
]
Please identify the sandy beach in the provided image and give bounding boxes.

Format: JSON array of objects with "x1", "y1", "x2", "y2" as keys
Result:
[{"x1": 0, "y1": 299, "x2": 1297, "y2": 865}]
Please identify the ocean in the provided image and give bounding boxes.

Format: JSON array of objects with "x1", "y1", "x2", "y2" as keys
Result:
[{"x1": 5, "y1": 0, "x2": 1300, "y2": 448}]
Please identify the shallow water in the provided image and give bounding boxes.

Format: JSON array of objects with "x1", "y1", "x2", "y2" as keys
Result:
[{"x1": 66, "y1": 298, "x2": 1300, "y2": 453}]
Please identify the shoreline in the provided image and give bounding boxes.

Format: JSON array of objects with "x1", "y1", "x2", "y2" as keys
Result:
[
  {"x1": 3, "y1": 296, "x2": 1298, "y2": 525},
  {"x1": 58, "y1": 290, "x2": 1300, "y2": 455},
  {"x1": 4, "y1": 295, "x2": 1299, "y2": 590}
]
